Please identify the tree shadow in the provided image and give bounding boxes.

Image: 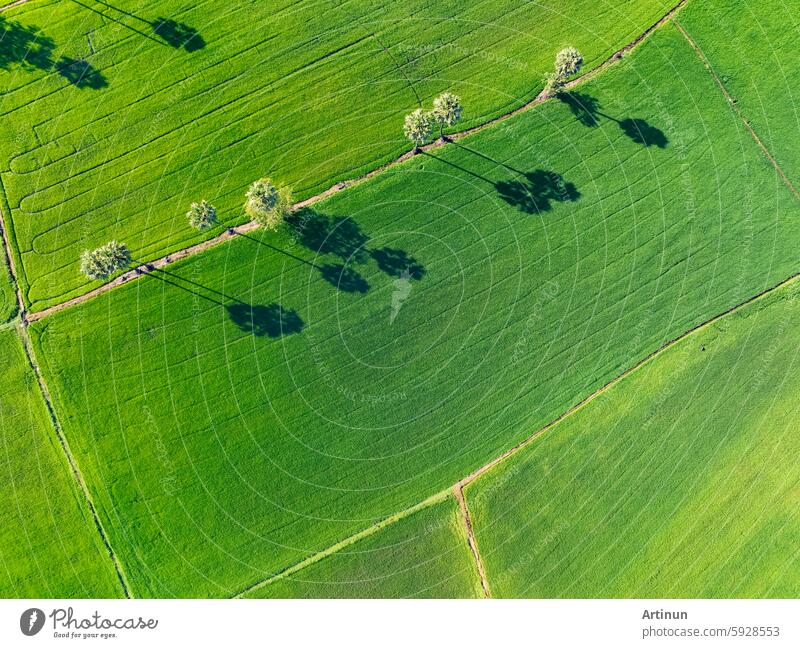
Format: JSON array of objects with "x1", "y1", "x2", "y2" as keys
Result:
[
  {"x1": 0, "y1": 16, "x2": 55, "y2": 71},
  {"x1": 285, "y1": 209, "x2": 370, "y2": 263},
  {"x1": 557, "y1": 91, "x2": 602, "y2": 127},
  {"x1": 54, "y1": 56, "x2": 108, "y2": 89},
  {"x1": 151, "y1": 17, "x2": 206, "y2": 51},
  {"x1": 557, "y1": 91, "x2": 668, "y2": 148},
  {"x1": 137, "y1": 264, "x2": 303, "y2": 338},
  {"x1": 226, "y1": 303, "x2": 304, "y2": 337},
  {"x1": 495, "y1": 170, "x2": 580, "y2": 214},
  {"x1": 319, "y1": 263, "x2": 369, "y2": 293},
  {"x1": 370, "y1": 247, "x2": 425, "y2": 280},
  {"x1": 0, "y1": 15, "x2": 108, "y2": 89},
  {"x1": 618, "y1": 118, "x2": 668, "y2": 148}
]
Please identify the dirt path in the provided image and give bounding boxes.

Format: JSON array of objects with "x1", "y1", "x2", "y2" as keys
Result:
[
  {"x1": 674, "y1": 20, "x2": 800, "y2": 201},
  {"x1": 231, "y1": 268, "x2": 800, "y2": 598},
  {"x1": 25, "y1": 0, "x2": 690, "y2": 322},
  {"x1": 234, "y1": 491, "x2": 449, "y2": 598},
  {"x1": 0, "y1": 196, "x2": 26, "y2": 322},
  {"x1": 454, "y1": 484, "x2": 492, "y2": 598},
  {"x1": 0, "y1": 0, "x2": 31, "y2": 11}
]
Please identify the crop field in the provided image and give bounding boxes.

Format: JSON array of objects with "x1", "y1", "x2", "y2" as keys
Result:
[
  {"x1": 23, "y1": 15, "x2": 800, "y2": 599},
  {"x1": 467, "y1": 279, "x2": 800, "y2": 598},
  {"x1": 0, "y1": 252, "x2": 15, "y2": 322},
  {"x1": 679, "y1": 0, "x2": 800, "y2": 186},
  {"x1": 2, "y1": 0, "x2": 799, "y2": 602},
  {"x1": 246, "y1": 495, "x2": 482, "y2": 598},
  {"x1": 0, "y1": 328, "x2": 122, "y2": 597},
  {"x1": 0, "y1": 0, "x2": 674, "y2": 311}
]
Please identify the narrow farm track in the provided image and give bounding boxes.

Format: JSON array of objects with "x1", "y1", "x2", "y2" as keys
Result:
[
  {"x1": 0, "y1": 199, "x2": 25, "y2": 321},
  {"x1": 230, "y1": 269, "x2": 800, "y2": 598},
  {"x1": 17, "y1": 326, "x2": 133, "y2": 599},
  {"x1": 233, "y1": 491, "x2": 450, "y2": 598},
  {"x1": 0, "y1": 0, "x2": 30, "y2": 11},
  {"x1": 454, "y1": 484, "x2": 491, "y2": 598},
  {"x1": 24, "y1": 0, "x2": 692, "y2": 323},
  {"x1": 673, "y1": 20, "x2": 800, "y2": 201}
]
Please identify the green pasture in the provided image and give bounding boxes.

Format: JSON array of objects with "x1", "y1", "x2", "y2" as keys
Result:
[
  {"x1": 29, "y1": 24, "x2": 800, "y2": 597},
  {"x1": 247, "y1": 496, "x2": 481, "y2": 598},
  {"x1": 0, "y1": 0, "x2": 673, "y2": 311},
  {"x1": 680, "y1": 0, "x2": 800, "y2": 184},
  {"x1": 0, "y1": 328, "x2": 122, "y2": 597},
  {"x1": 468, "y1": 280, "x2": 800, "y2": 597}
]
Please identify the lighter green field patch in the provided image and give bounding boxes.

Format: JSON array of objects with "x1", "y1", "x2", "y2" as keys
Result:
[
  {"x1": 0, "y1": 329, "x2": 122, "y2": 597},
  {"x1": 247, "y1": 496, "x2": 481, "y2": 598},
  {"x1": 468, "y1": 280, "x2": 800, "y2": 598}
]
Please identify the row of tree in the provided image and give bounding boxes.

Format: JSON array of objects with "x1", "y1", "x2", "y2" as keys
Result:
[
  {"x1": 80, "y1": 48, "x2": 582, "y2": 281},
  {"x1": 403, "y1": 47, "x2": 582, "y2": 151},
  {"x1": 80, "y1": 178, "x2": 291, "y2": 279}
]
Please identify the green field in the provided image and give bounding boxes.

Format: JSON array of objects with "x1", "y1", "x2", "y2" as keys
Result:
[
  {"x1": 0, "y1": 0, "x2": 674, "y2": 311},
  {"x1": 0, "y1": 245, "x2": 15, "y2": 322},
  {"x1": 28, "y1": 20, "x2": 800, "y2": 598},
  {"x1": 468, "y1": 279, "x2": 800, "y2": 597},
  {"x1": 0, "y1": 328, "x2": 122, "y2": 597},
  {"x1": 247, "y1": 496, "x2": 481, "y2": 598},
  {"x1": 679, "y1": 0, "x2": 800, "y2": 185}
]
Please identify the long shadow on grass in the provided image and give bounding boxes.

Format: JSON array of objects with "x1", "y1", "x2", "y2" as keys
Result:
[
  {"x1": 0, "y1": 15, "x2": 108, "y2": 89},
  {"x1": 557, "y1": 91, "x2": 668, "y2": 148},
  {"x1": 68, "y1": 0, "x2": 205, "y2": 51},
  {"x1": 245, "y1": 211, "x2": 426, "y2": 292},
  {"x1": 136, "y1": 264, "x2": 303, "y2": 338},
  {"x1": 423, "y1": 147, "x2": 580, "y2": 215}
]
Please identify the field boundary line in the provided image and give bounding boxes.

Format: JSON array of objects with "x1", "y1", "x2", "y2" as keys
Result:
[
  {"x1": 17, "y1": 325, "x2": 133, "y2": 598},
  {"x1": 0, "y1": 177, "x2": 25, "y2": 322},
  {"x1": 0, "y1": 0, "x2": 30, "y2": 11},
  {"x1": 231, "y1": 269, "x2": 800, "y2": 597},
  {"x1": 232, "y1": 490, "x2": 450, "y2": 598},
  {"x1": 454, "y1": 484, "x2": 491, "y2": 598},
  {"x1": 674, "y1": 19, "x2": 800, "y2": 201},
  {"x1": 25, "y1": 0, "x2": 690, "y2": 321}
]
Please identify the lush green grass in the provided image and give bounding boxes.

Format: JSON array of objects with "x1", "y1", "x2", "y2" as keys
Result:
[
  {"x1": 468, "y1": 280, "x2": 800, "y2": 598},
  {"x1": 0, "y1": 243, "x2": 16, "y2": 322},
  {"x1": 679, "y1": 0, "x2": 800, "y2": 184},
  {"x1": 30, "y1": 24, "x2": 800, "y2": 597},
  {"x1": 0, "y1": 0, "x2": 675, "y2": 311},
  {"x1": 0, "y1": 328, "x2": 122, "y2": 597},
  {"x1": 247, "y1": 496, "x2": 481, "y2": 598}
]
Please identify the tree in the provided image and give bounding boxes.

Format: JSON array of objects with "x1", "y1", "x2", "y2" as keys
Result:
[
  {"x1": 403, "y1": 108, "x2": 433, "y2": 153},
  {"x1": 79, "y1": 241, "x2": 131, "y2": 280},
  {"x1": 245, "y1": 178, "x2": 292, "y2": 230},
  {"x1": 187, "y1": 199, "x2": 217, "y2": 230},
  {"x1": 431, "y1": 92, "x2": 463, "y2": 141},
  {"x1": 544, "y1": 46, "x2": 583, "y2": 96}
]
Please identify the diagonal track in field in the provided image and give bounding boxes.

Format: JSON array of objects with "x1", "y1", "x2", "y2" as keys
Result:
[
  {"x1": 17, "y1": 324, "x2": 133, "y2": 598},
  {"x1": 230, "y1": 268, "x2": 800, "y2": 598},
  {"x1": 23, "y1": 0, "x2": 692, "y2": 322},
  {"x1": 0, "y1": 178, "x2": 132, "y2": 597},
  {"x1": 454, "y1": 484, "x2": 491, "y2": 598},
  {"x1": 673, "y1": 19, "x2": 800, "y2": 202}
]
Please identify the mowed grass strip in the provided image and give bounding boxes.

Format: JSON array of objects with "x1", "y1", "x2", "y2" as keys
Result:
[
  {"x1": 246, "y1": 496, "x2": 482, "y2": 598},
  {"x1": 0, "y1": 329, "x2": 123, "y2": 597},
  {"x1": 678, "y1": 0, "x2": 800, "y2": 186},
  {"x1": 467, "y1": 280, "x2": 800, "y2": 598},
  {"x1": 31, "y1": 25, "x2": 800, "y2": 597},
  {"x1": 0, "y1": 0, "x2": 675, "y2": 310}
]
